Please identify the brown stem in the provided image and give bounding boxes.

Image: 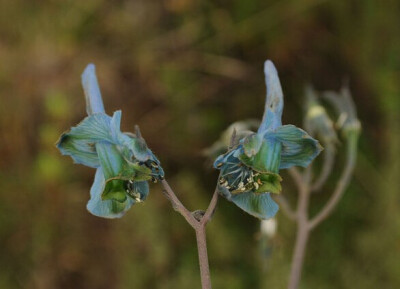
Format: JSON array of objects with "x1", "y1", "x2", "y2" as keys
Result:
[
  {"x1": 311, "y1": 144, "x2": 336, "y2": 192},
  {"x1": 288, "y1": 167, "x2": 311, "y2": 289},
  {"x1": 288, "y1": 223, "x2": 310, "y2": 289},
  {"x1": 287, "y1": 133, "x2": 358, "y2": 289},
  {"x1": 196, "y1": 227, "x2": 212, "y2": 289},
  {"x1": 276, "y1": 195, "x2": 297, "y2": 221},
  {"x1": 201, "y1": 188, "x2": 219, "y2": 226},
  {"x1": 308, "y1": 134, "x2": 358, "y2": 230},
  {"x1": 161, "y1": 179, "x2": 198, "y2": 227},
  {"x1": 288, "y1": 167, "x2": 304, "y2": 189},
  {"x1": 160, "y1": 179, "x2": 218, "y2": 289}
]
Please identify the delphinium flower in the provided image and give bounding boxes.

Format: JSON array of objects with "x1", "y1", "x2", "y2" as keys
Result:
[
  {"x1": 56, "y1": 64, "x2": 164, "y2": 218},
  {"x1": 214, "y1": 60, "x2": 322, "y2": 219}
]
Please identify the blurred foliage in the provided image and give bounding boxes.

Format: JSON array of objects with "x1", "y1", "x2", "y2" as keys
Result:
[{"x1": 0, "y1": 0, "x2": 399, "y2": 288}]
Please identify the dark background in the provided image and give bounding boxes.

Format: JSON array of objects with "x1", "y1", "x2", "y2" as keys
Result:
[{"x1": 0, "y1": 0, "x2": 399, "y2": 288}]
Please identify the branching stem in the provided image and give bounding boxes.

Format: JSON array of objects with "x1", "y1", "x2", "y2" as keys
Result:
[
  {"x1": 276, "y1": 195, "x2": 297, "y2": 221},
  {"x1": 161, "y1": 179, "x2": 218, "y2": 289},
  {"x1": 288, "y1": 167, "x2": 311, "y2": 289},
  {"x1": 311, "y1": 143, "x2": 336, "y2": 192},
  {"x1": 287, "y1": 133, "x2": 358, "y2": 289},
  {"x1": 309, "y1": 135, "x2": 358, "y2": 230}
]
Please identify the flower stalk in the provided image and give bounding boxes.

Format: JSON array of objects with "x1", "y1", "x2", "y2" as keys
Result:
[{"x1": 161, "y1": 179, "x2": 218, "y2": 289}]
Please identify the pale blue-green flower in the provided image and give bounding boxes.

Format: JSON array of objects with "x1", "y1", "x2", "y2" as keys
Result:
[
  {"x1": 57, "y1": 64, "x2": 164, "y2": 218},
  {"x1": 214, "y1": 60, "x2": 322, "y2": 219}
]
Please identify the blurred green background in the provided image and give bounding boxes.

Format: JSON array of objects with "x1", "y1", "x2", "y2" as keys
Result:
[{"x1": 0, "y1": 0, "x2": 399, "y2": 288}]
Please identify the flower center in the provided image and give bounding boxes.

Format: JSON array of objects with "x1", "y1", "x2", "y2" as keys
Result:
[{"x1": 219, "y1": 160, "x2": 261, "y2": 194}]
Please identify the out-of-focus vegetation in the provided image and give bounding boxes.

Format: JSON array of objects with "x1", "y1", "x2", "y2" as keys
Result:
[{"x1": 0, "y1": 0, "x2": 399, "y2": 288}]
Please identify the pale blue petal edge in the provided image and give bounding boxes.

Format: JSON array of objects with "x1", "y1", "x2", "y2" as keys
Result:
[
  {"x1": 87, "y1": 168, "x2": 135, "y2": 218},
  {"x1": 258, "y1": 60, "x2": 284, "y2": 133},
  {"x1": 57, "y1": 111, "x2": 123, "y2": 168},
  {"x1": 271, "y1": 125, "x2": 322, "y2": 169},
  {"x1": 68, "y1": 111, "x2": 121, "y2": 143},
  {"x1": 82, "y1": 64, "x2": 105, "y2": 115},
  {"x1": 56, "y1": 134, "x2": 100, "y2": 168},
  {"x1": 230, "y1": 192, "x2": 279, "y2": 220}
]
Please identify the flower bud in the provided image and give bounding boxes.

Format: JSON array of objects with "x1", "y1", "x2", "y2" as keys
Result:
[
  {"x1": 323, "y1": 86, "x2": 361, "y2": 139},
  {"x1": 304, "y1": 86, "x2": 338, "y2": 146}
]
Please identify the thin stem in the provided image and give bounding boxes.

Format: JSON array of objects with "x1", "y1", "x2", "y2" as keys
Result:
[
  {"x1": 196, "y1": 227, "x2": 212, "y2": 289},
  {"x1": 311, "y1": 144, "x2": 336, "y2": 192},
  {"x1": 161, "y1": 179, "x2": 198, "y2": 227},
  {"x1": 308, "y1": 134, "x2": 358, "y2": 230},
  {"x1": 160, "y1": 179, "x2": 218, "y2": 289},
  {"x1": 288, "y1": 167, "x2": 304, "y2": 190},
  {"x1": 288, "y1": 224, "x2": 310, "y2": 289},
  {"x1": 276, "y1": 195, "x2": 297, "y2": 221},
  {"x1": 288, "y1": 167, "x2": 311, "y2": 289},
  {"x1": 201, "y1": 188, "x2": 219, "y2": 226}
]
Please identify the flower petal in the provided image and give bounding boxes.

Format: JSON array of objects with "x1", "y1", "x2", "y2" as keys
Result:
[
  {"x1": 67, "y1": 111, "x2": 121, "y2": 144},
  {"x1": 96, "y1": 142, "x2": 124, "y2": 179},
  {"x1": 240, "y1": 139, "x2": 281, "y2": 174},
  {"x1": 56, "y1": 111, "x2": 125, "y2": 167},
  {"x1": 243, "y1": 133, "x2": 263, "y2": 157},
  {"x1": 96, "y1": 143, "x2": 153, "y2": 202},
  {"x1": 56, "y1": 133, "x2": 100, "y2": 168},
  {"x1": 271, "y1": 125, "x2": 322, "y2": 169},
  {"x1": 82, "y1": 64, "x2": 105, "y2": 115},
  {"x1": 254, "y1": 173, "x2": 282, "y2": 194},
  {"x1": 230, "y1": 192, "x2": 279, "y2": 219},
  {"x1": 117, "y1": 133, "x2": 153, "y2": 163},
  {"x1": 102, "y1": 179, "x2": 128, "y2": 202},
  {"x1": 87, "y1": 168, "x2": 135, "y2": 218},
  {"x1": 258, "y1": 60, "x2": 284, "y2": 132},
  {"x1": 131, "y1": 181, "x2": 150, "y2": 201},
  {"x1": 95, "y1": 142, "x2": 132, "y2": 202}
]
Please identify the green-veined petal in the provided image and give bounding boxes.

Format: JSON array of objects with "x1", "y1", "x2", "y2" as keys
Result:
[
  {"x1": 87, "y1": 168, "x2": 135, "y2": 218},
  {"x1": 271, "y1": 125, "x2": 323, "y2": 169},
  {"x1": 96, "y1": 142, "x2": 125, "y2": 178},
  {"x1": 96, "y1": 142, "x2": 153, "y2": 202},
  {"x1": 56, "y1": 133, "x2": 100, "y2": 168},
  {"x1": 67, "y1": 111, "x2": 121, "y2": 144},
  {"x1": 240, "y1": 139, "x2": 282, "y2": 174},
  {"x1": 230, "y1": 192, "x2": 279, "y2": 220},
  {"x1": 56, "y1": 111, "x2": 122, "y2": 168},
  {"x1": 117, "y1": 133, "x2": 153, "y2": 163},
  {"x1": 243, "y1": 133, "x2": 263, "y2": 157}
]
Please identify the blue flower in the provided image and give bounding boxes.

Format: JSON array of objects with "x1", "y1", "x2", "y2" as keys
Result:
[
  {"x1": 214, "y1": 60, "x2": 322, "y2": 219},
  {"x1": 57, "y1": 64, "x2": 164, "y2": 218}
]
